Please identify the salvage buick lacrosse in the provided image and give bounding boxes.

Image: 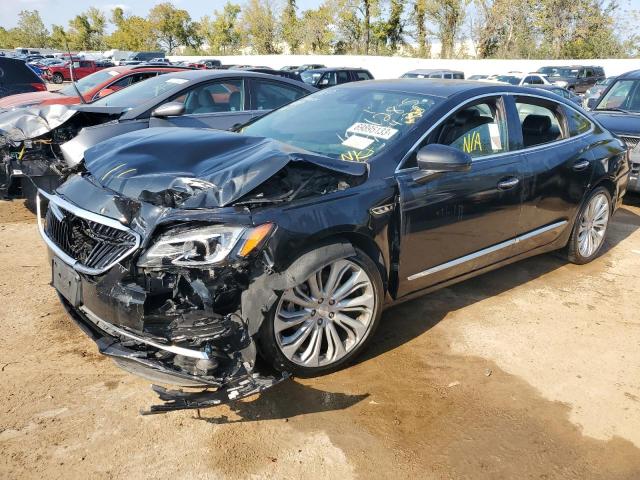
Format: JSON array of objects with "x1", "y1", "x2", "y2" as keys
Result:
[{"x1": 37, "y1": 80, "x2": 629, "y2": 412}]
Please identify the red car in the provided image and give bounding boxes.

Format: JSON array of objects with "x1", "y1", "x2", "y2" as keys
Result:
[
  {"x1": 0, "y1": 66, "x2": 189, "y2": 110},
  {"x1": 42, "y1": 60, "x2": 106, "y2": 84}
]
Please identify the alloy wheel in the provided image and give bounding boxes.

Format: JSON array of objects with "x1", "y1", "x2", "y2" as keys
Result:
[
  {"x1": 274, "y1": 258, "x2": 376, "y2": 368},
  {"x1": 578, "y1": 192, "x2": 610, "y2": 258}
]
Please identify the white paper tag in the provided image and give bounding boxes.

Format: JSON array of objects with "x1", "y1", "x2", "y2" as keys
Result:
[
  {"x1": 488, "y1": 123, "x2": 502, "y2": 150},
  {"x1": 167, "y1": 78, "x2": 188, "y2": 84},
  {"x1": 342, "y1": 135, "x2": 374, "y2": 150},
  {"x1": 347, "y1": 122, "x2": 398, "y2": 140},
  {"x1": 108, "y1": 70, "x2": 119, "y2": 76}
]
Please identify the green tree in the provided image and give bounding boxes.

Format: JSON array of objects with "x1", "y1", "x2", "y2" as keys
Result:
[
  {"x1": 425, "y1": 0, "x2": 467, "y2": 58},
  {"x1": 148, "y1": 2, "x2": 194, "y2": 53},
  {"x1": 67, "y1": 7, "x2": 107, "y2": 50},
  {"x1": 300, "y1": 4, "x2": 335, "y2": 53},
  {"x1": 198, "y1": 3, "x2": 243, "y2": 54},
  {"x1": 14, "y1": 10, "x2": 50, "y2": 47},
  {"x1": 281, "y1": 0, "x2": 301, "y2": 53},
  {"x1": 49, "y1": 25, "x2": 68, "y2": 50},
  {"x1": 241, "y1": 0, "x2": 281, "y2": 54},
  {"x1": 109, "y1": 7, "x2": 158, "y2": 51},
  {"x1": 412, "y1": 0, "x2": 431, "y2": 57}
]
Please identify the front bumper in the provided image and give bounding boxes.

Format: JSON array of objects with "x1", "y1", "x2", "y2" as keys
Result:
[
  {"x1": 629, "y1": 161, "x2": 640, "y2": 193},
  {"x1": 36, "y1": 192, "x2": 288, "y2": 413}
]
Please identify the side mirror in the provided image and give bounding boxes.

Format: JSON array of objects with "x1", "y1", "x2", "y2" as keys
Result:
[
  {"x1": 416, "y1": 144, "x2": 472, "y2": 172},
  {"x1": 151, "y1": 101, "x2": 185, "y2": 118},
  {"x1": 96, "y1": 88, "x2": 114, "y2": 99}
]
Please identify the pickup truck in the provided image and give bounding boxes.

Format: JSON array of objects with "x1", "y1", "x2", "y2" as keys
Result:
[{"x1": 42, "y1": 60, "x2": 106, "y2": 84}]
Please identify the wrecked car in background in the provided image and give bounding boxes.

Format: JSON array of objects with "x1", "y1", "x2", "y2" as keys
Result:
[
  {"x1": 0, "y1": 70, "x2": 315, "y2": 208},
  {"x1": 37, "y1": 81, "x2": 628, "y2": 412}
]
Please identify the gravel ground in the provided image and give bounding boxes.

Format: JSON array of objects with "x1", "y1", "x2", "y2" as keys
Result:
[{"x1": 0, "y1": 197, "x2": 639, "y2": 479}]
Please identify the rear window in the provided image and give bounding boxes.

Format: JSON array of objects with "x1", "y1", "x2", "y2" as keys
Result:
[
  {"x1": 0, "y1": 58, "x2": 40, "y2": 84},
  {"x1": 355, "y1": 71, "x2": 373, "y2": 81}
]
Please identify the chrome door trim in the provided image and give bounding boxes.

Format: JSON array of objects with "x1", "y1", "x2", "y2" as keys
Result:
[
  {"x1": 407, "y1": 220, "x2": 568, "y2": 281},
  {"x1": 395, "y1": 91, "x2": 595, "y2": 173}
]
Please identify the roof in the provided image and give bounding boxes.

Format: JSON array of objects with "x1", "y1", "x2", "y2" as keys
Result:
[
  {"x1": 305, "y1": 67, "x2": 369, "y2": 73},
  {"x1": 617, "y1": 70, "x2": 640, "y2": 79},
  {"x1": 404, "y1": 69, "x2": 463, "y2": 74},
  {"x1": 337, "y1": 79, "x2": 573, "y2": 101}
]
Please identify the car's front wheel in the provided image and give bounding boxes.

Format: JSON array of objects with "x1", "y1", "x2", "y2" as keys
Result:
[
  {"x1": 52, "y1": 73, "x2": 64, "y2": 84},
  {"x1": 566, "y1": 186, "x2": 611, "y2": 264},
  {"x1": 259, "y1": 245, "x2": 383, "y2": 377}
]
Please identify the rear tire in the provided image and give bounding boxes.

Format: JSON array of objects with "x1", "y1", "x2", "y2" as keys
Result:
[
  {"x1": 258, "y1": 245, "x2": 383, "y2": 377},
  {"x1": 565, "y1": 186, "x2": 611, "y2": 264},
  {"x1": 52, "y1": 73, "x2": 64, "y2": 84}
]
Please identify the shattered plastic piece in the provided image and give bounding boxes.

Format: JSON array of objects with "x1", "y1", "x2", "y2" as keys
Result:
[
  {"x1": 141, "y1": 371, "x2": 291, "y2": 414},
  {"x1": 0, "y1": 104, "x2": 77, "y2": 142}
]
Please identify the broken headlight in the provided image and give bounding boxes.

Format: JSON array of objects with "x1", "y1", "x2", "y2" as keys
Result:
[
  {"x1": 137, "y1": 224, "x2": 273, "y2": 268},
  {"x1": 137, "y1": 225, "x2": 245, "y2": 268}
]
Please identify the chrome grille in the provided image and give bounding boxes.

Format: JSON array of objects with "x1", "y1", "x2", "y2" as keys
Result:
[
  {"x1": 39, "y1": 192, "x2": 140, "y2": 275},
  {"x1": 620, "y1": 136, "x2": 640, "y2": 150}
]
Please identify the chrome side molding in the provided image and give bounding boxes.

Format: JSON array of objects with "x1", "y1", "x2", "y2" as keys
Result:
[{"x1": 407, "y1": 221, "x2": 567, "y2": 281}]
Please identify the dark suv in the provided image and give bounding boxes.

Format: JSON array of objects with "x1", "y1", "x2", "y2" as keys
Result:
[
  {"x1": 0, "y1": 57, "x2": 46, "y2": 98},
  {"x1": 300, "y1": 67, "x2": 374, "y2": 89},
  {"x1": 541, "y1": 65, "x2": 605, "y2": 93}
]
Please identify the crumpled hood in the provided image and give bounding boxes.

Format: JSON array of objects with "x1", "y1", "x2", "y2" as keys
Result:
[
  {"x1": 83, "y1": 127, "x2": 367, "y2": 209},
  {"x1": 592, "y1": 112, "x2": 640, "y2": 137},
  {"x1": 0, "y1": 104, "x2": 77, "y2": 143}
]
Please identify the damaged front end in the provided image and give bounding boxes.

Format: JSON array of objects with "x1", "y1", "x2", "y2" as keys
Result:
[
  {"x1": 37, "y1": 130, "x2": 367, "y2": 412},
  {"x1": 0, "y1": 104, "x2": 121, "y2": 200}
]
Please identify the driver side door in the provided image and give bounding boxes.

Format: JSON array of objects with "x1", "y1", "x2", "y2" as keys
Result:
[{"x1": 395, "y1": 95, "x2": 524, "y2": 297}]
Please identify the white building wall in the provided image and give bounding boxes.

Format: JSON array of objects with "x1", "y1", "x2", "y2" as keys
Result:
[{"x1": 169, "y1": 54, "x2": 640, "y2": 79}]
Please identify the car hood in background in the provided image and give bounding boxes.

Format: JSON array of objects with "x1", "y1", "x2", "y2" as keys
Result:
[
  {"x1": 592, "y1": 112, "x2": 640, "y2": 137},
  {"x1": 0, "y1": 91, "x2": 69, "y2": 110},
  {"x1": 83, "y1": 127, "x2": 367, "y2": 209},
  {"x1": 0, "y1": 104, "x2": 77, "y2": 142}
]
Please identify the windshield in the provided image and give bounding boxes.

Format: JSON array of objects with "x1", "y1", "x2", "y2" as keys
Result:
[
  {"x1": 91, "y1": 74, "x2": 189, "y2": 108},
  {"x1": 242, "y1": 87, "x2": 440, "y2": 162},
  {"x1": 59, "y1": 69, "x2": 121, "y2": 96},
  {"x1": 495, "y1": 75, "x2": 521, "y2": 85},
  {"x1": 550, "y1": 68, "x2": 579, "y2": 78},
  {"x1": 595, "y1": 79, "x2": 640, "y2": 112},
  {"x1": 537, "y1": 67, "x2": 556, "y2": 75},
  {"x1": 597, "y1": 77, "x2": 615, "y2": 86},
  {"x1": 300, "y1": 71, "x2": 322, "y2": 85}
]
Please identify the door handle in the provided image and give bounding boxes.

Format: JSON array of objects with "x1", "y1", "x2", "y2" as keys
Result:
[
  {"x1": 497, "y1": 177, "x2": 520, "y2": 190},
  {"x1": 572, "y1": 160, "x2": 590, "y2": 171}
]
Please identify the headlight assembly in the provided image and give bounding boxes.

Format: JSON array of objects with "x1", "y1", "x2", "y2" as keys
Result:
[{"x1": 137, "y1": 223, "x2": 273, "y2": 268}]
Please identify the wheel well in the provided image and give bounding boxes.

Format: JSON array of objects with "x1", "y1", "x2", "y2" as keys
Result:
[
  {"x1": 308, "y1": 232, "x2": 389, "y2": 294},
  {"x1": 592, "y1": 178, "x2": 616, "y2": 207}
]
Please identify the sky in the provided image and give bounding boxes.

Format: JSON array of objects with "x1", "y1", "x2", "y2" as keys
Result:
[{"x1": 2, "y1": 0, "x2": 640, "y2": 30}]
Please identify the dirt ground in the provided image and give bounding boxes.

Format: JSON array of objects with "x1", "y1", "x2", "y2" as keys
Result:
[{"x1": 0, "y1": 197, "x2": 639, "y2": 480}]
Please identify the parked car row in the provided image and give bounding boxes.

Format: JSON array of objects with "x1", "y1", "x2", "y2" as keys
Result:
[{"x1": 0, "y1": 57, "x2": 635, "y2": 411}]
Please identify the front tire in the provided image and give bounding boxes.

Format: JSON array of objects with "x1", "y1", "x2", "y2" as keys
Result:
[
  {"x1": 259, "y1": 245, "x2": 383, "y2": 377},
  {"x1": 52, "y1": 73, "x2": 64, "y2": 84},
  {"x1": 566, "y1": 187, "x2": 611, "y2": 264}
]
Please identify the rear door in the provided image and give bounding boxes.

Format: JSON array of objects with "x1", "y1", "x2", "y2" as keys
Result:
[
  {"x1": 0, "y1": 58, "x2": 43, "y2": 98},
  {"x1": 395, "y1": 95, "x2": 524, "y2": 297},
  {"x1": 511, "y1": 94, "x2": 594, "y2": 253},
  {"x1": 247, "y1": 77, "x2": 309, "y2": 120}
]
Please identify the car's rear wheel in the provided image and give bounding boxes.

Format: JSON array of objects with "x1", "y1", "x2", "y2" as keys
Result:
[
  {"x1": 52, "y1": 73, "x2": 64, "y2": 84},
  {"x1": 259, "y1": 245, "x2": 383, "y2": 377},
  {"x1": 566, "y1": 187, "x2": 611, "y2": 264}
]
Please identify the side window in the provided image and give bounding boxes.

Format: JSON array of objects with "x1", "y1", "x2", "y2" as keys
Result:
[
  {"x1": 523, "y1": 76, "x2": 534, "y2": 84},
  {"x1": 428, "y1": 73, "x2": 441, "y2": 78},
  {"x1": 178, "y1": 79, "x2": 244, "y2": 114},
  {"x1": 585, "y1": 68, "x2": 594, "y2": 78},
  {"x1": 252, "y1": 80, "x2": 306, "y2": 110},
  {"x1": 79, "y1": 61, "x2": 91, "y2": 68},
  {"x1": 515, "y1": 98, "x2": 566, "y2": 148},
  {"x1": 411, "y1": 97, "x2": 507, "y2": 166},
  {"x1": 355, "y1": 71, "x2": 372, "y2": 81},
  {"x1": 453, "y1": 73, "x2": 464, "y2": 79},
  {"x1": 531, "y1": 76, "x2": 544, "y2": 85},
  {"x1": 337, "y1": 71, "x2": 350, "y2": 84},
  {"x1": 566, "y1": 109, "x2": 592, "y2": 136}
]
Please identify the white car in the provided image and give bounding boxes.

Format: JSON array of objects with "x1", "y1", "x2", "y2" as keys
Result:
[{"x1": 483, "y1": 73, "x2": 551, "y2": 87}]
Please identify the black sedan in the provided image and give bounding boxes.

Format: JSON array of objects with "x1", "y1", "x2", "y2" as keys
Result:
[
  {"x1": 0, "y1": 70, "x2": 316, "y2": 206},
  {"x1": 37, "y1": 80, "x2": 629, "y2": 412},
  {"x1": 590, "y1": 69, "x2": 640, "y2": 193}
]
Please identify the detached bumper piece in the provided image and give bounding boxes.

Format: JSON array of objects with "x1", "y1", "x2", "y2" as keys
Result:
[
  {"x1": 60, "y1": 295, "x2": 290, "y2": 414},
  {"x1": 143, "y1": 372, "x2": 290, "y2": 415}
]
